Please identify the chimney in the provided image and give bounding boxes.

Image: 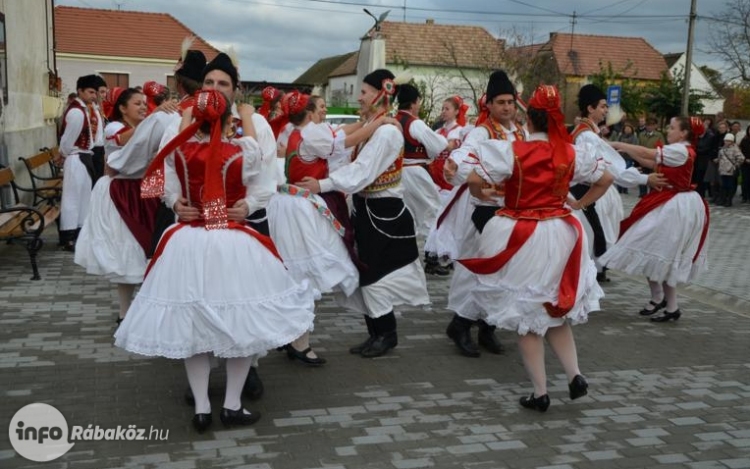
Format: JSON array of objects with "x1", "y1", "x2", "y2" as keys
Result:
[{"x1": 426, "y1": 19, "x2": 434, "y2": 25}]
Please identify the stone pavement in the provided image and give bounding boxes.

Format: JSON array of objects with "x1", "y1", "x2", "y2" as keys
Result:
[{"x1": 1, "y1": 193, "x2": 749, "y2": 469}]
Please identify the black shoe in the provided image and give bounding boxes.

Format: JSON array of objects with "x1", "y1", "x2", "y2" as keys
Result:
[
  {"x1": 360, "y1": 332, "x2": 398, "y2": 358},
  {"x1": 61, "y1": 241, "x2": 76, "y2": 252},
  {"x1": 219, "y1": 407, "x2": 261, "y2": 427},
  {"x1": 115, "y1": 317, "x2": 124, "y2": 327},
  {"x1": 519, "y1": 393, "x2": 550, "y2": 412},
  {"x1": 192, "y1": 413, "x2": 212, "y2": 433},
  {"x1": 349, "y1": 336, "x2": 375, "y2": 355},
  {"x1": 286, "y1": 345, "x2": 326, "y2": 366},
  {"x1": 651, "y1": 309, "x2": 681, "y2": 322},
  {"x1": 596, "y1": 271, "x2": 610, "y2": 282},
  {"x1": 446, "y1": 315, "x2": 480, "y2": 358},
  {"x1": 638, "y1": 299, "x2": 666, "y2": 316},
  {"x1": 569, "y1": 374, "x2": 589, "y2": 400},
  {"x1": 242, "y1": 367, "x2": 264, "y2": 401},
  {"x1": 477, "y1": 320, "x2": 504, "y2": 354}
]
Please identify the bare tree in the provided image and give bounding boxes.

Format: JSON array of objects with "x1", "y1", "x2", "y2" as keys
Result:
[{"x1": 707, "y1": 0, "x2": 750, "y2": 83}]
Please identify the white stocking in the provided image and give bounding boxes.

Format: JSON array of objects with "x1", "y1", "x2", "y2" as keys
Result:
[
  {"x1": 648, "y1": 279, "x2": 664, "y2": 305},
  {"x1": 224, "y1": 357, "x2": 253, "y2": 412},
  {"x1": 662, "y1": 282, "x2": 678, "y2": 312},
  {"x1": 545, "y1": 323, "x2": 581, "y2": 382},
  {"x1": 184, "y1": 353, "x2": 211, "y2": 414},
  {"x1": 518, "y1": 333, "x2": 547, "y2": 397},
  {"x1": 116, "y1": 284, "x2": 136, "y2": 319}
]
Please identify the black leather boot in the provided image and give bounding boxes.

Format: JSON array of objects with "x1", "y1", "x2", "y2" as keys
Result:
[
  {"x1": 446, "y1": 314, "x2": 480, "y2": 357},
  {"x1": 361, "y1": 312, "x2": 398, "y2": 358},
  {"x1": 349, "y1": 315, "x2": 376, "y2": 355},
  {"x1": 477, "y1": 319, "x2": 504, "y2": 354}
]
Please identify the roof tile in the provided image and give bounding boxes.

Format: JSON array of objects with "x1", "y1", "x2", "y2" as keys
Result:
[{"x1": 55, "y1": 6, "x2": 219, "y2": 62}]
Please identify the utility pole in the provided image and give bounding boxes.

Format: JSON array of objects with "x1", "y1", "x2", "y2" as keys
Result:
[
  {"x1": 681, "y1": 0, "x2": 697, "y2": 116},
  {"x1": 403, "y1": 0, "x2": 406, "y2": 22}
]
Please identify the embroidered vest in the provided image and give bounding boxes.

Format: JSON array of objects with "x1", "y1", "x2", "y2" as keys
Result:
[
  {"x1": 285, "y1": 128, "x2": 328, "y2": 184},
  {"x1": 60, "y1": 100, "x2": 91, "y2": 151},
  {"x1": 350, "y1": 120, "x2": 404, "y2": 194},
  {"x1": 657, "y1": 144, "x2": 695, "y2": 192},
  {"x1": 479, "y1": 118, "x2": 526, "y2": 142},
  {"x1": 570, "y1": 118, "x2": 598, "y2": 143},
  {"x1": 396, "y1": 110, "x2": 427, "y2": 160},
  {"x1": 174, "y1": 141, "x2": 246, "y2": 210},
  {"x1": 498, "y1": 140, "x2": 576, "y2": 220}
]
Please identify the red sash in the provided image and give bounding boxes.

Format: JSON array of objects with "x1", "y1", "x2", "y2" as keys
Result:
[
  {"x1": 459, "y1": 214, "x2": 584, "y2": 318},
  {"x1": 619, "y1": 189, "x2": 710, "y2": 263},
  {"x1": 435, "y1": 183, "x2": 468, "y2": 229},
  {"x1": 144, "y1": 221, "x2": 282, "y2": 278}
]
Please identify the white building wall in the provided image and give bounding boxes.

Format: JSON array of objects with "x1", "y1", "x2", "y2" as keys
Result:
[
  {"x1": 670, "y1": 54, "x2": 725, "y2": 116},
  {"x1": 0, "y1": 0, "x2": 58, "y2": 203},
  {"x1": 57, "y1": 56, "x2": 176, "y2": 96}
]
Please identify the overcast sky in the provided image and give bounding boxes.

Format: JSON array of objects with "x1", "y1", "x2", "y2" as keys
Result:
[{"x1": 59, "y1": 0, "x2": 724, "y2": 83}]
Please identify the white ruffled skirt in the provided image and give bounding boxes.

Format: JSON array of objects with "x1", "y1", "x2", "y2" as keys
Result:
[
  {"x1": 401, "y1": 165, "x2": 442, "y2": 239},
  {"x1": 456, "y1": 215, "x2": 603, "y2": 335},
  {"x1": 598, "y1": 191, "x2": 708, "y2": 286},
  {"x1": 424, "y1": 185, "x2": 477, "y2": 260},
  {"x1": 114, "y1": 224, "x2": 316, "y2": 359},
  {"x1": 267, "y1": 192, "x2": 359, "y2": 296},
  {"x1": 74, "y1": 176, "x2": 148, "y2": 284}
]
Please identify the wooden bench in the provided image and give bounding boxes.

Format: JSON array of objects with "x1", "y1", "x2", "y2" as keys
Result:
[
  {"x1": 0, "y1": 165, "x2": 60, "y2": 280},
  {"x1": 18, "y1": 147, "x2": 64, "y2": 207}
]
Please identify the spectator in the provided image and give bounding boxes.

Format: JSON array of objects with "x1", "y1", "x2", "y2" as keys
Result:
[
  {"x1": 636, "y1": 116, "x2": 647, "y2": 135},
  {"x1": 708, "y1": 121, "x2": 729, "y2": 203},
  {"x1": 636, "y1": 117, "x2": 664, "y2": 197},
  {"x1": 694, "y1": 118, "x2": 716, "y2": 198},
  {"x1": 616, "y1": 123, "x2": 638, "y2": 194},
  {"x1": 715, "y1": 133, "x2": 744, "y2": 206},
  {"x1": 739, "y1": 125, "x2": 750, "y2": 203},
  {"x1": 731, "y1": 121, "x2": 746, "y2": 143}
]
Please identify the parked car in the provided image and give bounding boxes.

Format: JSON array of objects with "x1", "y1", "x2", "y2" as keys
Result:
[{"x1": 325, "y1": 114, "x2": 360, "y2": 126}]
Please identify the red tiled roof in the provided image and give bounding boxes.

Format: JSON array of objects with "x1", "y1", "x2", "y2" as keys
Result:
[
  {"x1": 546, "y1": 32, "x2": 667, "y2": 80},
  {"x1": 54, "y1": 6, "x2": 219, "y2": 61},
  {"x1": 378, "y1": 21, "x2": 504, "y2": 69},
  {"x1": 329, "y1": 52, "x2": 359, "y2": 78}
]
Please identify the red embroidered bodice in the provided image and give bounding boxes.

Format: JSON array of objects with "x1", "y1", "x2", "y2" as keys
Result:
[
  {"x1": 285, "y1": 128, "x2": 328, "y2": 184},
  {"x1": 174, "y1": 141, "x2": 246, "y2": 211},
  {"x1": 498, "y1": 140, "x2": 575, "y2": 220},
  {"x1": 657, "y1": 144, "x2": 695, "y2": 192}
]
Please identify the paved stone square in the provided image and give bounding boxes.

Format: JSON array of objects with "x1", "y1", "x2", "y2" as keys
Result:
[{"x1": 1, "y1": 193, "x2": 749, "y2": 468}]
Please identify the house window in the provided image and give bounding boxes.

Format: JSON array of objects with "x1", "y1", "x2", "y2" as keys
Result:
[
  {"x1": 100, "y1": 72, "x2": 129, "y2": 88},
  {"x1": 0, "y1": 13, "x2": 7, "y2": 105},
  {"x1": 350, "y1": 84, "x2": 353, "y2": 95}
]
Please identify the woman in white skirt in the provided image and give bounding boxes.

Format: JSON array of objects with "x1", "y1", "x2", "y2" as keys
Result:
[
  {"x1": 114, "y1": 90, "x2": 316, "y2": 432},
  {"x1": 74, "y1": 87, "x2": 151, "y2": 323},
  {"x1": 604, "y1": 117, "x2": 710, "y2": 322},
  {"x1": 458, "y1": 85, "x2": 613, "y2": 411},
  {"x1": 268, "y1": 91, "x2": 396, "y2": 365}
]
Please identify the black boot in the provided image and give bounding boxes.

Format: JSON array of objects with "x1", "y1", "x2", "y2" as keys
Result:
[
  {"x1": 477, "y1": 319, "x2": 504, "y2": 354},
  {"x1": 59, "y1": 230, "x2": 77, "y2": 252},
  {"x1": 361, "y1": 312, "x2": 398, "y2": 358},
  {"x1": 446, "y1": 314, "x2": 480, "y2": 357},
  {"x1": 349, "y1": 315, "x2": 376, "y2": 355},
  {"x1": 242, "y1": 367, "x2": 264, "y2": 400}
]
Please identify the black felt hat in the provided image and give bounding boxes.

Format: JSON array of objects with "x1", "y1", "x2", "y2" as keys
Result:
[
  {"x1": 202, "y1": 52, "x2": 239, "y2": 88},
  {"x1": 176, "y1": 50, "x2": 208, "y2": 83},
  {"x1": 577, "y1": 84, "x2": 607, "y2": 113},
  {"x1": 363, "y1": 68, "x2": 395, "y2": 91},
  {"x1": 486, "y1": 70, "x2": 515, "y2": 103},
  {"x1": 76, "y1": 74, "x2": 100, "y2": 91}
]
